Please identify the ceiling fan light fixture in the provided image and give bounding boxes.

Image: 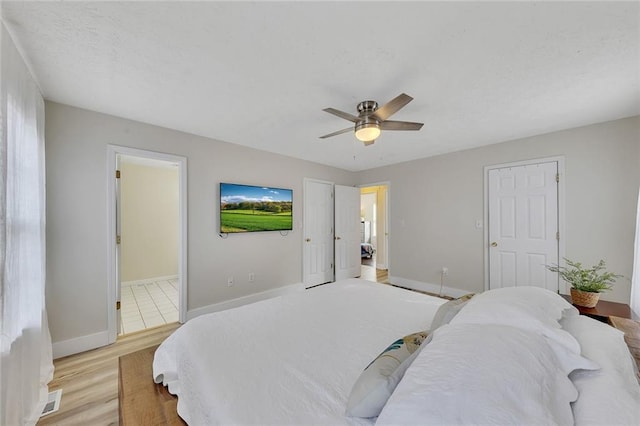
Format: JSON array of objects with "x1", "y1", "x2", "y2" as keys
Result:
[
  {"x1": 355, "y1": 121, "x2": 381, "y2": 142},
  {"x1": 320, "y1": 93, "x2": 423, "y2": 144}
]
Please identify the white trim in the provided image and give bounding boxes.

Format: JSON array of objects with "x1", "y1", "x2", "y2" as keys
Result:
[
  {"x1": 52, "y1": 330, "x2": 110, "y2": 359},
  {"x1": 121, "y1": 275, "x2": 179, "y2": 287},
  {"x1": 389, "y1": 276, "x2": 470, "y2": 299},
  {"x1": 107, "y1": 145, "x2": 188, "y2": 345},
  {"x1": 186, "y1": 283, "x2": 305, "y2": 321},
  {"x1": 358, "y1": 181, "x2": 391, "y2": 274},
  {"x1": 483, "y1": 156, "x2": 566, "y2": 292},
  {"x1": 631, "y1": 187, "x2": 640, "y2": 318}
]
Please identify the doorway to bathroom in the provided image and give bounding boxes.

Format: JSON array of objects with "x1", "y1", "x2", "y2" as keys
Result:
[{"x1": 107, "y1": 145, "x2": 187, "y2": 343}]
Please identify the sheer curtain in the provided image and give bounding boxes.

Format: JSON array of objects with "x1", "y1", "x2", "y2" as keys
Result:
[
  {"x1": 0, "y1": 22, "x2": 53, "y2": 425},
  {"x1": 631, "y1": 187, "x2": 640, "y2": 318}
]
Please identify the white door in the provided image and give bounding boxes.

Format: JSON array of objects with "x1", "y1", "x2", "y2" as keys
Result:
[
  {"x1": 335, "y1": 185, "x2": 361, "y2": 281},
  {"x1": 115, "y1": 155, "x2": 122, "y2": 334},
  {"x1": 303, "y1": 179, "x2": 334, "y2": 287},
  {"x1": 488, "y1": 162, "x2": 559, "y2": 291}
]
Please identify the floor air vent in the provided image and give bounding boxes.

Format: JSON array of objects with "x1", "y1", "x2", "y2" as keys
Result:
[{"x1": 40, "y1": 389, "x2": 62, "y2": 417}]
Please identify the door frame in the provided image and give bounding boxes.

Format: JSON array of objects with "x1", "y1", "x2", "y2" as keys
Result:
[
  {"x1": 106, "y1": 145, "x2": 188, "y2": 343},
  {"x1": 483, "y1": 156, "x2": 565, "y2": 292},
  {"x1": 358, "y1": 181, "x2": 391, "y2": 272}
]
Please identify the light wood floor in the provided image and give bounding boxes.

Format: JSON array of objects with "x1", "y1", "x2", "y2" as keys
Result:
[
  {"x1": 38, "y1": 323, "x2": 180, "y2": 426},
  {"x1": 360, "y1": 264, "x2": 388, "y2": 283}
]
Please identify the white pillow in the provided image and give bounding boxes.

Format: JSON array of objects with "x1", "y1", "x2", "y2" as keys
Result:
[
  {"x1": 451, "y1": 288, "x2": 582, "y2": 354},
  {"x1": 346, "y1": 331, "x2": 429, "y2": 418},
  {"x1": 561, "y1": 315, "x2": 640, "y2": 425},
  {"x1": 472, "y1": 286, "x2": 578, "y2": 320},
  {"x1": 429, "y1": 293, "x2": 474, "y2": 332},
  {"x1": 377, "y1": 324, "x2": 580, "y2": 426}
]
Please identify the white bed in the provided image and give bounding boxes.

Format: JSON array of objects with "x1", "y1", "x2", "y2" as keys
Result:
[
  {"x1": 153, "y1": 279, "x2": 445, "y2": 425},
  {"x1": 153, "y1": 279, "x2": 640, "y2": 425}
]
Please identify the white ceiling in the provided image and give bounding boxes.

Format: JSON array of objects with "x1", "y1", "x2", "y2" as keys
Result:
[{"x1": 2, "y1": 1, "x2": 639, "y2": 171}]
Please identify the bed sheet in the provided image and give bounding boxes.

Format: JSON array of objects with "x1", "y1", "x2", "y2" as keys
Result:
[{"x1": 153, "y1": 278, "x2": 444, "y2": 425}]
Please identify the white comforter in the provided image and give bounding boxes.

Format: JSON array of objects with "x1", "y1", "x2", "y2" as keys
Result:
[{"x1": 153, "y1": 279, "x2": 444, "y2": 425}]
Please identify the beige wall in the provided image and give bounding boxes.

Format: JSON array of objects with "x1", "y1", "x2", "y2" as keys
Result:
[
  {"x1": 120, "y1": 161, "x2": 179, "y2": 282},
  {"x1": 45, "y1": 101, "x2": 355, "y2": 344},
  {"x1": 357, "y1": 116, "x2": 640, "y2": 303}
]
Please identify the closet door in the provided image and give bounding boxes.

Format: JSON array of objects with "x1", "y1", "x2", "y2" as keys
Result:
[{"x1": 488, "y1": 161, "x2": 559, "y2": 291}]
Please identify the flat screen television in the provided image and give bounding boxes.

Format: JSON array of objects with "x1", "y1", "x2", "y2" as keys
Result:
[{"x1": 220, "y1": 183, "x2": 293, "y2": 233}]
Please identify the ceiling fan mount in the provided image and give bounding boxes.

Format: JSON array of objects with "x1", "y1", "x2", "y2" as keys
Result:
[
  {"x1": 357, "y1": 100, "x2": 378, "y2": 114},
  {"x1": 320, "y1": 93, "x2": 423, "y2": 145}
]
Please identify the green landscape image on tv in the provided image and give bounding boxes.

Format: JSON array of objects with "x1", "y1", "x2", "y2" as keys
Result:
[{"x1": 220, "y1": 183, "x2": 293, "y2": 233}]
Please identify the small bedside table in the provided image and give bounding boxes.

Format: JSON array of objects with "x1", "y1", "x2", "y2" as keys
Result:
[{"x1": 560, "y1": 294, "x2": 633, "y2": 321}]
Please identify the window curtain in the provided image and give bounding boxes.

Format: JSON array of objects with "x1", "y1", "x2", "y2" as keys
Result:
[
  {"x1": 631, "y1": 187, "x2": 640, "y2": 318},
  {"x1": 0, "y1": 22, "x2": 53, "y2": 425}
]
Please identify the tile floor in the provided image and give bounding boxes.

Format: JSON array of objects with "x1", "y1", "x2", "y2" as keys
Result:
[{"x1": 119, "y1": 279, "x2": 179, "y2": 335}]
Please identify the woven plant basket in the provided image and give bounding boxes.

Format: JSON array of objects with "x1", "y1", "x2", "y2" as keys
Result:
[{"x1": 570, "y1": 288, "x2": 600, "y2": 308}]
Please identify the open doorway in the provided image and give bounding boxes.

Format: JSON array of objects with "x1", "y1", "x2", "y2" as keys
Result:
[
  {"x1": 107, "y1": 145, "x2": 187, "y2": 344},
  {"x1": 118, "y1": 155, "x2": 180, "y2": 335},
  {"x1": 359, "y1": 184, "x2": 389, "y2": 283}
]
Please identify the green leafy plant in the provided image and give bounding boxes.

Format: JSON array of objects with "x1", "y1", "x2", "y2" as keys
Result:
[{"x1": 546, "y1": 258, "x2": 621, "y2": 293}]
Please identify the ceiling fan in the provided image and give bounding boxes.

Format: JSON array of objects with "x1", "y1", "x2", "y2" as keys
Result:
[{"x1": 320, "y1": 93, "x2": 423, "y2": 146}]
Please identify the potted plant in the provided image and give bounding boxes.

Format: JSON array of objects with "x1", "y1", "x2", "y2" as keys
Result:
[{"x1": 546, "y1": 258, "x2": 621, "y2": 308}]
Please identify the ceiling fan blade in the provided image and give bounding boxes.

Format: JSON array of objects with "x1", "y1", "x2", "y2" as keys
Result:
[
  {"x1": 319, "y1": 127, "x2": 353, "y2": 139},
  {"x1": 380, "y1": 120, "x2": 424, "y2": 131},
  {"x1": 371, "y1": 93, "x2": 413, "y2": 121},
  {"x1": 322, "y1": 108, "x2": 359, "y2": 123}
]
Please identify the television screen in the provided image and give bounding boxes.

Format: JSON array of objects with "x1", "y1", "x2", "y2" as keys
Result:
[{"x1": 220, "y1": 183, "x2": 293, "y2": 233}]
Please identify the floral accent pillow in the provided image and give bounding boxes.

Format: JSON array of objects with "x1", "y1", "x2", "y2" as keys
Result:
[{"x1": 346, "y1": 331, "x2": 429, "y2": 418}]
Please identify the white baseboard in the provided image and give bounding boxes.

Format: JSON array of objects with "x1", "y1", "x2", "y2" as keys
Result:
[
  {"x1": 121, "y1": 275, "x2": 178, "y2": 287},
  {"x1": 186, "y1": 282, "x2": 305, "y2": 321},
  {"x1": 52, "y1": 330, "x2": 110, "y2": 359},
  {"x1": 388, "y1": 276, "x2": 470, "y2": 299}
]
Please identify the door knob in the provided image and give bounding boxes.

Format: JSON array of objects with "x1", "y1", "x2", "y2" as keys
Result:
[
  {"x1": 490, "y1": 241, "x2": 498, "y2": 247},
  {"x1": 335, "y1": 236, "x2": 341, "y2": 240},
  {"x1": 305, "y1": 238, "x2": 311, "y2": 242}
]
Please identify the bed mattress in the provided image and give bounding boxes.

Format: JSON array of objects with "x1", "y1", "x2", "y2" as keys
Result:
[{"x1": 153, "y1": 279, "x2": 444, "y2": 425}]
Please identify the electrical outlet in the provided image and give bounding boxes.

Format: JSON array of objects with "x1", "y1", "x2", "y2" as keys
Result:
[
  {"x1": 442, "y1": 267, "x2": 449, "y2": 276},
  {"x1": 249, "y1": 272, "x2": 255, "y2": 283},
  {"x1": 227, "y1": 276, "x2": 234, "y2": 287}
]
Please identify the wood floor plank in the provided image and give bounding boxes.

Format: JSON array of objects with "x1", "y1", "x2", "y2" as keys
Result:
[{"x1": 38, "y1": 323, "x2": 180, "y2": 426}]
